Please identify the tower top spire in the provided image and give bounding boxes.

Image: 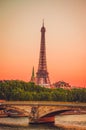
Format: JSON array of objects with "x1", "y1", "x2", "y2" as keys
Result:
[
  {"x1": 42, "y1": 19, "x2": 44, "y2": 27},
  {"x1": 41, "y1": 19, "x2": 46, "y2": 32}
]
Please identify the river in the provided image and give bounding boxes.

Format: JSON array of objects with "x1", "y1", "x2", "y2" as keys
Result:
[
  {"x1": 0, "y1": 117, "x2": 61, "y2": 130},
  {"x1": 0, "y1": 115, "x2": 86, "y2": 130},
  {"x1": 55, "y1": 114, "x2": 86, "y2": 129}
]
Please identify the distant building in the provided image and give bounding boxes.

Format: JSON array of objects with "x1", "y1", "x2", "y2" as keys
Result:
[{"x1": 54, "y1": 81, "x2": 71, "y2": 89}]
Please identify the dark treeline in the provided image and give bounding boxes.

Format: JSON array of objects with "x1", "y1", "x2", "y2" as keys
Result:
[{"x1": 0, "y1": 80, "x2": 86, "y2": 102}]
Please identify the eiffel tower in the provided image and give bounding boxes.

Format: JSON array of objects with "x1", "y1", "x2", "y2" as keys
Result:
[{"x1": 36, "y1": 21, "x2": 51, "y2": 87}]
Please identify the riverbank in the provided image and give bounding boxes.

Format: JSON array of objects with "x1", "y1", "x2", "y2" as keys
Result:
[{"x1": 55, "y1": 114, "x2": 86, "y2": 130}]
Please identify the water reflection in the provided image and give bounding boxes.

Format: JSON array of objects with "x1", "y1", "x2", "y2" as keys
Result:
[
  {"x1": 0, "y1": 115, "x2": 86, "y2": 130},
  {"x1": 0, "y1": 117, "x2": 61, "y2": 130},
  {"x1": 0, "y1": 125, "x2": 61, "y2": 130},
  {"x1": 55, "y1": 114, "x2": 86, "y2": 129}
]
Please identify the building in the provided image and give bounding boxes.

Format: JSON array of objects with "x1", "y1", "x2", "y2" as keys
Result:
[{"x1": 54, "y1": 81, "x2": 71, "y2": 89}]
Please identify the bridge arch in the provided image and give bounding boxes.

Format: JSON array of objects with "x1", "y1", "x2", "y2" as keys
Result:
[
  {"x1": 40, "y1": 109, "x2": 72, "y2": 118},
  {"x1": 37, "y1": 106, "x2": 73, "y2": 118}
]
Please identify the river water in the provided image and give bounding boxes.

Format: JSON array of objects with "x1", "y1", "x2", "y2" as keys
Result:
[
  {"x1": 0, "y1": 117, "x2": 61, "y2": 130},
  {"x1": 55, "y1": 114, "x2": 86, "y2": 129},
  {"x1": 0, "y1": 115, "x2": 86, "y2": 130}
]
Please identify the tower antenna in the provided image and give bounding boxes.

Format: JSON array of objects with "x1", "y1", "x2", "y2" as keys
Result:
[{"x1": 43, "y1": 19, "x2": 44, "y2": 27}]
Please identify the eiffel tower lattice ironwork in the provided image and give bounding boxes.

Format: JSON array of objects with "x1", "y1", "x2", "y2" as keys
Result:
[{"x1": 36, "y1": 21, "x2": 51, "y2": 87}]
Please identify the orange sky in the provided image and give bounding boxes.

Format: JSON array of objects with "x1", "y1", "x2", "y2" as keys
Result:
[{"x1": 0, "y1": 0, "x2": 86, "y2": 87}]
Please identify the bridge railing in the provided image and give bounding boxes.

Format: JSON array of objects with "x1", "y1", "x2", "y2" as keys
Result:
[{"x1": 2, "y1": 101, "x2": 86, "y2": 108}]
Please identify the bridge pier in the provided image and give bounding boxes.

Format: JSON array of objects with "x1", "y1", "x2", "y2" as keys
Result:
[{"x1": 29, "y1": 106, "x2": 39, "y2": 123}]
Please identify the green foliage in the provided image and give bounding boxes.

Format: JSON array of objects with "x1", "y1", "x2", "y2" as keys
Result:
[{"x1": 0, "y1": 80, "x2": 86, "y2": 102}]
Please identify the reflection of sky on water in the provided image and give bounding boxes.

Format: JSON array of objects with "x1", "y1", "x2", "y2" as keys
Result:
[
  {"x1": 0, "y1": 117, "x2": 28, "y2": 126},
  {"x1": 0, "y1": 115, "x2": 86, "y2": 129},
  {"x1": 0, "y1": 117, "x2": 60, "y2": 130},
  {"x1": 55, "y1": 114, "x2": 86, "y2": 127}
]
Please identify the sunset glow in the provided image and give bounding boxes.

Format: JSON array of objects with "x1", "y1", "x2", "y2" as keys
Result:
[{"x1": 0, "y1": 0, "x2": 86, "y2": 87}]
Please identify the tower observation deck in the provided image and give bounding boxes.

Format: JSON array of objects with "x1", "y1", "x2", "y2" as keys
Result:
[{"x1": 36, "y1": 21, "x2": 51, "y2": 87}]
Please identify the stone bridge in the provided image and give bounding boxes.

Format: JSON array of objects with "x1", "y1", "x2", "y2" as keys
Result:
[
  {"x1": 0, "y1": 101, "x2": 86, "y2": 123},
  {"x1": 32, "y1": 105, "x2": 79, "y2": 118}
]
